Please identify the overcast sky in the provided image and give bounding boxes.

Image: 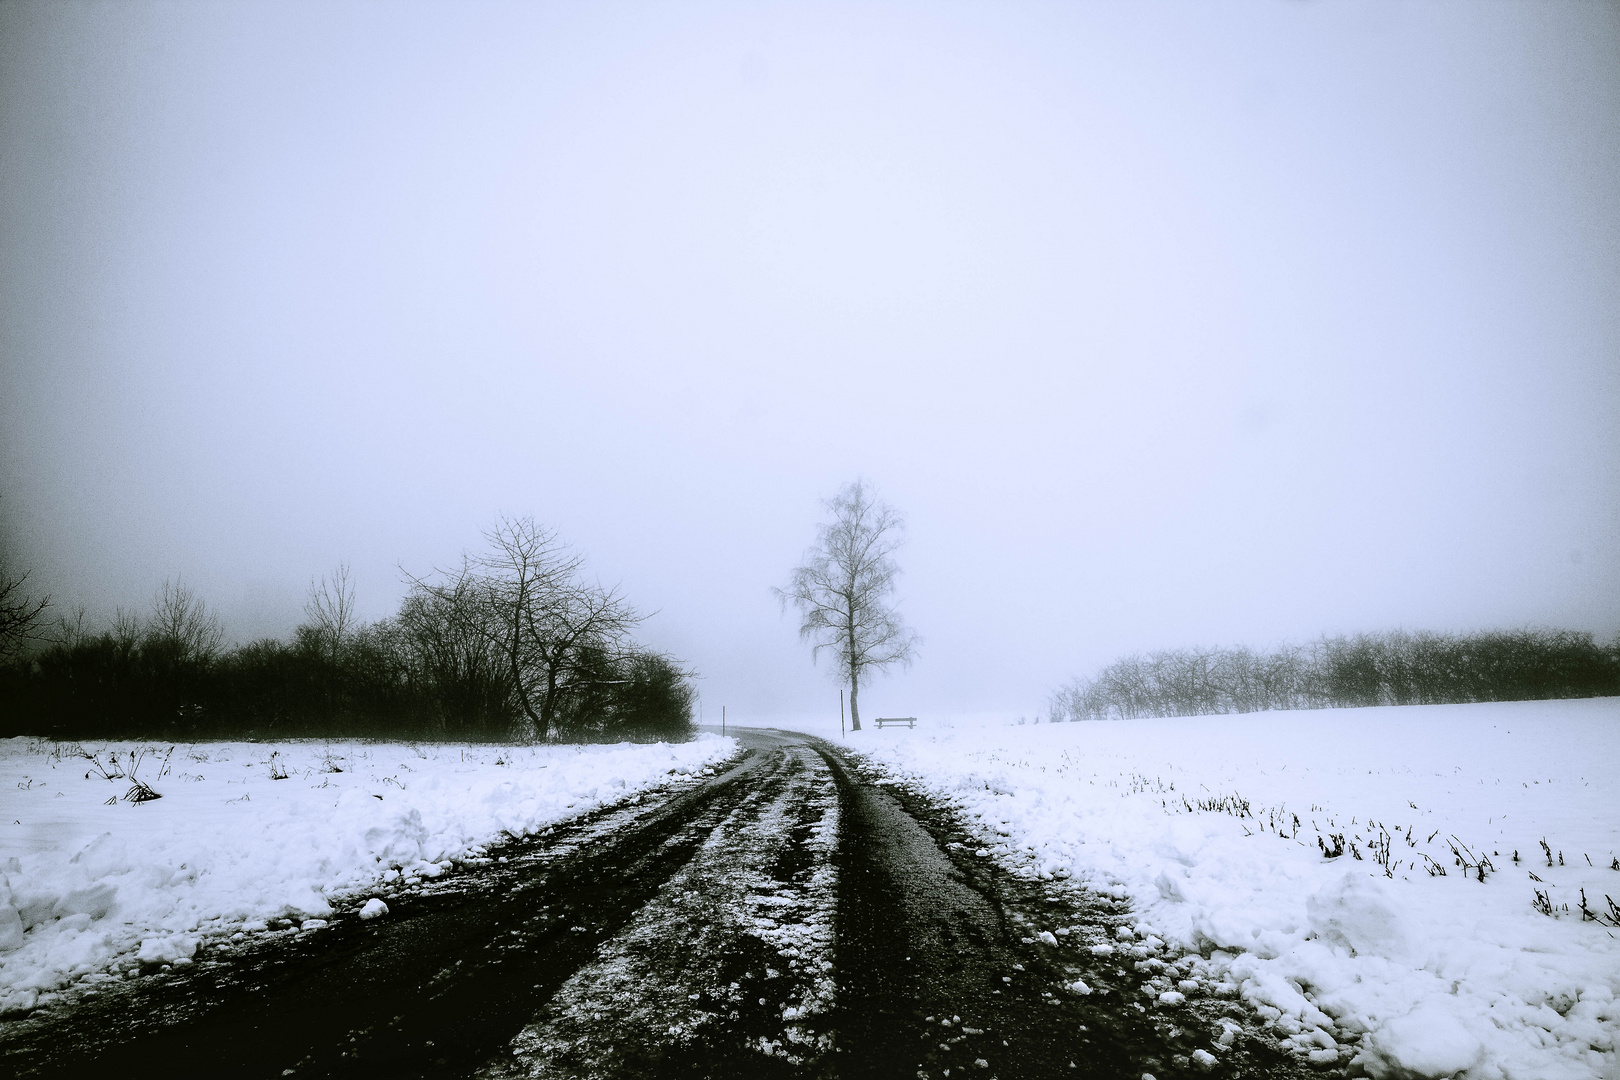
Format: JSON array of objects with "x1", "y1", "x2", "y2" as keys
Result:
[{"x1": 2, "y1": 1, "x2": 1616, "y2": 722}]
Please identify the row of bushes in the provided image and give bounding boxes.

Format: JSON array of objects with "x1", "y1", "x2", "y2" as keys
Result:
[
  {"x1": 0, "y1": 521, "x2": 696, "y2": 743},
  {"x1": 1049, "y1": 628, "x2": 1620, "y2": 722},
  {"x1": 0, "y1": 625, "x2": 693, "y2": 743}
]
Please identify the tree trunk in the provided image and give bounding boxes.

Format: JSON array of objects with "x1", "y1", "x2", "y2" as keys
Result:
[
  {"x1": 508, "y1": 580, "x2": 543, "y2": 739},
  {"x1": 510, "y1": 651, "x2": 542, "y2": 739},
  {"x1": 537, "y1": 663, "x2": 558, "y2": 742},
  {"x1": 849, "y1": 671, "x2": 861, "y2": 731}
]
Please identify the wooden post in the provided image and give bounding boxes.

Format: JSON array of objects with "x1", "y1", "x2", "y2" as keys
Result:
[
  {"x1": 722, "y1": 705, "x2": 726, "y2": 736},
  {"x1": 840, "y1": 689, "x2": 845, "y2": 739}
]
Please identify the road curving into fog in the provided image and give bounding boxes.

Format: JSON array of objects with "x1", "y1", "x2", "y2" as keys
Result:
[{"x1": 0, "y1": 728, "x2": 1315, "y2": 1079}]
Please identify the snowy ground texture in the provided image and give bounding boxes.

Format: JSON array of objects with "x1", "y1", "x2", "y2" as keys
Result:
[
  {"x1": 838, "y1": 699, "x2": 1620, "y2": 1080},
  {"x1": 0, "y1": 734, "x2": 736, "y2": 1015}
]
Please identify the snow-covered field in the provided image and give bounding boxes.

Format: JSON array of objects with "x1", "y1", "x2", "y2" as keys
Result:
[
  {"x1": 834, "y1": 699, "x2": 1620, "y2": 1080},
  {"x1": 0, "y1": 733, "x2": 736, "y2": 1015}
]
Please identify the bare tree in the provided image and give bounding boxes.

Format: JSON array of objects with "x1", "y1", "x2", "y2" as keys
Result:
[
  {"x1": 0, "y1": 496, "x2": 51, "y2": 660},
  {"x1": 50, "y1": 603, "x2": 92, "y2": 650},
  {"x1": 147, "y1": 577, "x2": 224, "y2": 663},
  {"x1": 305, "y1": 562, "x2": 357, "y2": 655},
  {"x1": 476, "y1": 517, "x2": 584, "y2": 739},
  {"x1": 401, "y1": 518, "x2": 647, "y2": 740},
  {"x1": 111, "y1": 607, "x2": 144, "y2": 653},
  {"x1": 521, "y1": 581, "x2": 643, "y2": 739},
  {"x1": 776, "y1": 480, "x2": 919, "y2": 731},
  {"x1": 0, "y1": 567, "x2": 50, "y2": 662},
  {"x1": 392, "y1": 563, "x2": 512, "y2": 734}
]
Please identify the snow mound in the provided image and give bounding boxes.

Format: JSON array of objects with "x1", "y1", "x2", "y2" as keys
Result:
[
  {"x1": 1306, "y1": 871, "x2": 1412, "y2": 963},
  {"x1": 1361, "y1": 1003, "x2": 1484, "y2": 1079}
]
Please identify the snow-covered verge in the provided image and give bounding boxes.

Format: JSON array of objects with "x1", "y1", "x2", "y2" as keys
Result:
[
  {"x1": 0, "y1": 734, "x2": 736, "y2": 1015},
  {"x1": 837, "y1": 699, "x2": 1620, "y2": 1080}
]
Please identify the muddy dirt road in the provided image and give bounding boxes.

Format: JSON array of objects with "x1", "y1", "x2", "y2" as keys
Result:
[{"x1": 0, "y1": 728, "x2": 1310, "y2": 1079}]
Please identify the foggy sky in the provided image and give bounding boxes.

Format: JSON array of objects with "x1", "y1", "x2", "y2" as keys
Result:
[{"x1": 2, "y1": 1, "x2": 1617, "y2": 722}]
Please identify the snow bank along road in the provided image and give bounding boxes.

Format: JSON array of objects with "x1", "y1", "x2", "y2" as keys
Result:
[
  {"x1": 846, "y1": 700, "x2": 1620, "y2": 1080},
  {"x1": 0, "y1": 735, "x2": 735, "y2": 1011},
  {"x1": 1, "y1": 728, "x2": 1313, "y2": 1079}
]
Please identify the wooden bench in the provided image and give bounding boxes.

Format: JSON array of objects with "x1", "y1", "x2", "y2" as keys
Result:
[{"x1": 872, "y1": 717, "x2": 918, "y2": 729}]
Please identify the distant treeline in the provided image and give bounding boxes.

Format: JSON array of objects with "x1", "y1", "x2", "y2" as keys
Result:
[
  {"x1": 1049, "y1": 629, "x2": 1620, "y2": 722},
  {"x1": 0, "y1": 518, "x2": 694, "y2": 743}
]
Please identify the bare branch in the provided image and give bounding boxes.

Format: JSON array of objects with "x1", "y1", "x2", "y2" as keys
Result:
[{"x1": 0, "y1": 567, "x2": 50, "y2": 661}]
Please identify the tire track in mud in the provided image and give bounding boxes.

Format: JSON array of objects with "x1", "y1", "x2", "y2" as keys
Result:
[
  {"x1": 827, "y1": 746, "x2": 1323, "y2": 1080},
  {"x1": 483, "y1": 743, "x2": 842, "y2": 1079}
]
